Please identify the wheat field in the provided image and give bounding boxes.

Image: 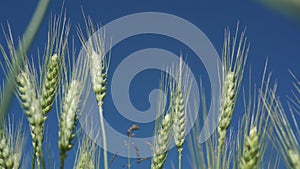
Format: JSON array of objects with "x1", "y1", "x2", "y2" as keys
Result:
[{"x1": 0, "y1": 1, "x2": 299, "y2": 169}]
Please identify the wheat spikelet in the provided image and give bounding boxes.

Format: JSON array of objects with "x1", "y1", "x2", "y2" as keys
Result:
[
  {"x1": 240, "y1": 127, "x2": 259, "y2": 169},
  {"x1": 41, "y1": 53, "x2": 59, "y2": 114},
  {"x1": 217, "y1": 26, "x2": 248, "y2": 155},
  {"x1": 233, "y1": 64, "x2": 272, "y2": 169},
  {"x1": 16, "y1": 71, "x2": 35, "y2": 112},
  {"x1": 151, "y1": 113, "x2": 172, "y2": 169},
  {"x1": 170, "y1": 56, "x2": 192, "y2": 169},
  {"x1": 78, "y1": 16, "x2": 109, "y2": 169},
  {"x1": 58, "y1": 36, "x2": 89, "y2": 169},
  {"x1": 78, "y1": 17, "x2": 108, "y2": 107},
  {"x1": 16, "y1": 69, "x2": 45, "y2": 165},
  {"x1": 172, "y1": 56, "x2": 187, "y2": 150},
  {"x1": 88, "y1": 49, "x2": 107, "y2": 106},
  {"x1": 173, "y1": 87, "x2": 185, "y2": 148},
  {"x1": 58, "y1": 80, "x2": 80, "y2": 155},
  {"x1": 0, "y1": 131, "x2": 16, "y2": 169},
  {"x1": 218, "y1": 71, "x2": 236, "y2": 153}
]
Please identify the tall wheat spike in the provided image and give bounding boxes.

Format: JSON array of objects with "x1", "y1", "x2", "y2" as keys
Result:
[
  {"x1": 170, "y1": 56, "x2": 192, "y2": 169},
  {"x1": 78, "y1": 15, "x2": 109, "y2": 169},
  {"x1": 234, "y1": 64, "x2": 272, "y2": 169},
  {"x1": 151, "y1": 113, "x2": 172, "y2": 169},
  {"x1": 41, "y1": 54, "x2": 59, "y2": 114},
  {"x1": 40, "y1": 13, "x2": 70, "y2": 114},
  {"x1": 58, "y1": 80, "x2": 81, "y2": 166},
  {"x1": 58, "y1": 40, "x2": 89, "y2": 169},
  {"x1": 16, "y1": 65, "x2": 45, "y2": 167},
  {"x1": 217, "y1": 25, "x2": 248, "y2": 161}
]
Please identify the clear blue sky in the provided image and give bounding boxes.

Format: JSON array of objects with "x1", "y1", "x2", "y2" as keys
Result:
[{"x1": 0, "y1": 0, "x2": 299, "y2": 168}]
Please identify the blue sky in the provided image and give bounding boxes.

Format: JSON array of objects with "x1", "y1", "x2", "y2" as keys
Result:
[{"x1": 0, "y1": 0, "x2": 299, "y2": 169}]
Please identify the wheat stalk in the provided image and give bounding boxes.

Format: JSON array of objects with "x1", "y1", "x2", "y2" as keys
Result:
[
  {"x1": 58, "y1": 39, "x2": 89, "y2": 169},
  {"x1": 151, "y1": 113, "x2": 172, "y2": 169},
  {"x1": 78, "y1": 16, "x2": 109, "y2": 169},
  {"x1": 170, "y1": 56, "x2": 192, "y2": 169},
  {"x1": 217, "y1": 25, "x2": 248, "y2": 161}
]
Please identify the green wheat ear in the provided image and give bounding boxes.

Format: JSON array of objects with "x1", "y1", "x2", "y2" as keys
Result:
[
  {"x1": 58, "y1": 80, "x2": 81, "y2": 157},
  {"x1": 16, "y1": 68, "x2": 45, "y2": 166},
  {"x1": 58, "y1": 40, "x2": 89, "y2": 169},
  {"x1": 218, "y1": 71, "x2": 236, "y2": 153},
  {"x1": 217, "y1": 25, "x2": 248, "y2": 156},
  {"x1": 0, "y1": 121, "x2": 25, "y2": 169},
  {"x1": 78, "y1": 15, "x2": 110, "y2": 169},
  {"x1": 41, "y1": 53, "x2": 59, "y2": 114},
  {"x1": 169, "y1": 55, "x2": 192, "y2": 169},
  {"x1": 151, "y1": 113, "x2": 172, "y2": 169},
  {"x1": 240, "y1": 127, "x2": 259, "y2": 169}
]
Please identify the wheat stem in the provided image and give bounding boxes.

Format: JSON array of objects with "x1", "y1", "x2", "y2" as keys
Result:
[
  {"x1": 87, "y1": 43, "x2": 108, "y2": 169},
  {"x1": 78, "y1": 17, "x2": 109, "y2": 169},
  {"x1": 178, "y1": 148, "x2": 182, "y2": 169}
]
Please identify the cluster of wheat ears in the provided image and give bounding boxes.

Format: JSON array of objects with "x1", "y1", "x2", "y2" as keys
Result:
[{"x1": 0, "y1": 11, "x2": 299, "y2": 169}]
